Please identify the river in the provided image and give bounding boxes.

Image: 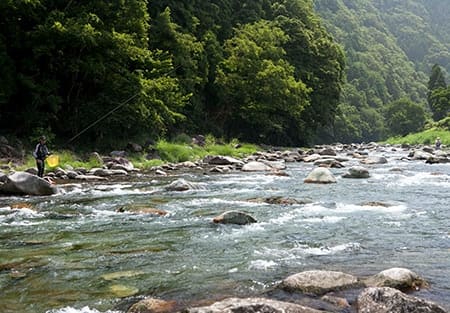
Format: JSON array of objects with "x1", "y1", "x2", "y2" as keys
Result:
[{"x1": 0, "y1": 147, "x2": 449, "y2": 313}]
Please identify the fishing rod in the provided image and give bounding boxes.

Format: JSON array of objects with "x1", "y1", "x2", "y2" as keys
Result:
[
  {"x1": 66, "y1": 65, "x2": 181, "y2": 144},
  {"x1": 66, "y1": 92, "x2": 140, "y2": 144}
]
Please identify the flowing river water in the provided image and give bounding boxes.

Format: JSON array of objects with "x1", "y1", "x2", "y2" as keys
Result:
[{"x1": 1, "y1": 148, "x2": 449, "y2": 313}]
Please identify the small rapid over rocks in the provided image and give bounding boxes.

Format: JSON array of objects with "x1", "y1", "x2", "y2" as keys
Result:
[{"x1": 0, "y1": 142, "x2": 449, "y2": 313}]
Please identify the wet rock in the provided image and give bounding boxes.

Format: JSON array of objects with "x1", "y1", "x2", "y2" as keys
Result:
[
  {"x1": 213, "y1": 210, "x2": 257, "y2": 225},
  {"x1": 92, "y1": 168, "x2": 128, "y2": 177},
  {"x1": 318, "y1": 147, "x2": 336, "y2": 156},
  {"x1": 357, "y1": 287, "x2": 447, "y2": 313},
  {"x1": 360, "y1": 156, "x2": 388, "y2": 164},
  {"x1": 320, "y1": 295, "x2": 350, "y2": 309},
  {"x1": 314, "y1": 158, "x2": 344, "y2": 168},
  {"x1": 184, "y1": 297, "x2": 327, "y2": 313},
  {"x1": 342, "y1": 166, "x2": 370, "y2": 178},
  {"x1": 74, "y1": 174, "x2": 108, "y2": 181},
  {"x1": 155, "y1": 169, "x2": 168, "y2": 176},
  {"x1": 0, "y1": 171, "x2": 58, "y2": 196},
  {"x1": 304, "y1": 167, "x2": 336, "y2": 184},
  {"x1": 116, "y1": 206, "x2": 168, "y2": 216},
  {"x1": 241, "y1": 161, "x2": 272, "y2": 172},
  {"x1": 165, "y1": 179, "x2": 205, "y2": 192},
  {"x1": 128, "y1": 297, "x2": 177, "y2": 313},
  {"x1": 204, "y1": 155, "x2": 244, "y2": 166},
  {"x1": 281, "y1": 270, "x2": 360, "y2": 295},
  {"x1": 248, "y1": 196, "x2": 312, "y2": 205},
  {"x1": 408, "y1": 150, "x2": 433, "y2": 160},
  {"x1": 364, "y1": 267, "x2": 428, "y2": 291},
  {"x1": 303, "y1": 154, "x2": 323, "y2": 163},
  {"x1": 426, "y1": 156, "x2": 450, "y2": 164}
]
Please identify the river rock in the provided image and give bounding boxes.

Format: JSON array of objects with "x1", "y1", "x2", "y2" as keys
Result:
[
  {"x1": 342, "y1": 166, "x2": 370, "y2": 178},
  {"x1": 357, "y1": 287, "x2": 447, "y2": 313},
  {"x1": 304, "y1": 167, "x2": 336, "y2": 184},
  {"x1": 204, "y1": 155, "x2": 244, "y2": 166},
  {"x1": 314, "y1": 158, "x2": 344, "y2": 168},
  {"x1": 92, "y1": 168, "x2": 128, "y2": 177},
  {"x1": 408, "y1": 150, "x2": 433, "y2": 160},
  {"x1": 426, "y1": 156, "x2": 450, "y2": 164},
  {"x1": 364, "y1": 267, "x2": 428, "y2": 291},
  {"x1": 281, "y1": 270, "x2": 360, "y2": 295},
  {"x1": 165, "y1": 178, "x2": 205, "y2": 191},
  {"x1": 213, "y1": 210, "x2": 257, "y2": 225},
  {"x1": 116, "y1": 206, "x2": 168, "y2": 216},
  {"x1": 184, "y1": 297, "x2": 327, "y2": 313},
  {"x1": 75, "y1": 174, "x2": 108, "y2": 181},
  {"x1": 303, "y1": 154, "x2": 323, "y2": 162},
  {"x1": 0, "y1": 171, "x2": 58, "y2": 196},
  {"x1": 128, "y1": 297, "x2": 177, "y2": 313},
  {"x1": 360, "y1": 156, "x2": 388, "y2": 164},
  {"x1": 241, "y1": 161, "x2": 272, "y2": 172}
]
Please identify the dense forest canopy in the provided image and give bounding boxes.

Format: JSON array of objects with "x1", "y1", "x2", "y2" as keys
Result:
[
  {"x1": 314, "y1": 0, "x2": 450, "y2": 142},
  {"x1": 0, "y1": 0, "x2": 448, "y2": 148}
]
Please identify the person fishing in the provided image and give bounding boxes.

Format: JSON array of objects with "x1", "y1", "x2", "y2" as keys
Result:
[
  {"x1": 33, "y1": 135, "x2": 50, "y2": 177},
  {"x1": 435, "y1": 137, "x2": 442, "y2": 150}
]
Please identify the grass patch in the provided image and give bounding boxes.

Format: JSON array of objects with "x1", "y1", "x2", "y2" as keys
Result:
[
  {"x1": 153, "y1": 139, "x2": 259, "y2": 164},
  {"x1": 384, "y1": 128, "x2": 450, "y2": 145},
  {"x1": 5, "y1": 137, "x2": 260, "y2": 172}
]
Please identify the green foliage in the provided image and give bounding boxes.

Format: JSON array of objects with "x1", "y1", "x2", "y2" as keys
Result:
[
  {"x1": 385, "y1": 128, "x2": 450, "y2": 146},
  {"x1": 429, "y1": 87, "x2": 450, "y2": 121},
  {"x1": 7, "y1": 0, "x2": 449, "y2": 147},
  {"x1": 383, "y1": 98, "x2": 427, "y2": 136},
  {"x1": 216, "y1": 19, "x2": 311, "y2": 145},
  {"x1": 155, "y1": 140, "x2": 202, "y2": 163},
  {"x1": 314, "y1": 0, "x2": 446, "y2": 142},
  {"x1": 435, "y1": 116, "x2": 450, "y2": 130}
]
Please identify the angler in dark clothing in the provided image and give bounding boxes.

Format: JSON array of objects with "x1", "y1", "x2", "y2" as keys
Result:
[{"x1": 33, "y1": 136, "x2": 50, "y2": 177}]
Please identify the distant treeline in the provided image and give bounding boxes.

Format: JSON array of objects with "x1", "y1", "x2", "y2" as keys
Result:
[{"x1": 0, "y1": 0, "x2": 449, "y2": 148}]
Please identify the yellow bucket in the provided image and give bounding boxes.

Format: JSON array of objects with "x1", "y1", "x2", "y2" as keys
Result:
[{"x1": 46, "y1": 154, "x2": 59, "y2": 167}]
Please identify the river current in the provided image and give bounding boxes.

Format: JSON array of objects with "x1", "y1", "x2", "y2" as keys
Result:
[{"x1": 1, "y1": 148, "x2": 449, "y2": 313}]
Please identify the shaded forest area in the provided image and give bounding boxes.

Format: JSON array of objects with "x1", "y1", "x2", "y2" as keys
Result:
[{"x1": 0, "y1": 0, "x2": 449, "y2": 149}]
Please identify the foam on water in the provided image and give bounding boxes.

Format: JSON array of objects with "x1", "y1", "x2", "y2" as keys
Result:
[
  {"x1": 335, "y1": 202, "x2": 407, "y2": 214},
  {"x1": 249, "y1": 259, "x2": 278, "y2": 270},
  {"x1": 253, "y1": 241, "x2": 361, "y2": 260},
  {"x1": 388, "y1": 172, "x2": 450, "y2": 188}
]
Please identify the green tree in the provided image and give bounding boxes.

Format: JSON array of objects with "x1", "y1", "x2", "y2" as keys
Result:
[
  {"x1": 274, "y1": 0, "x2": 345, "y2": 143},
  {"x1": 384, "y1": 98, "x2": 427, "y2": 136},
  {"x1": 215, "y1": 20, "x2": 310, "y2": 144},
  {"x1": 429, "y1": 87, "x2": 450, "y2": 121}
]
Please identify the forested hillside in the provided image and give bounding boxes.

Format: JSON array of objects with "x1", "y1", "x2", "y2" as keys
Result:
[
  {"x1": 0, "y1": 0, "x2": 344, "y2": 148},
  {"x1": 0, "y1": 0, "x2": 448, "y2": 148},
  {"x1": 314, "y1": 0, "x2": 450, "y2": 142}
]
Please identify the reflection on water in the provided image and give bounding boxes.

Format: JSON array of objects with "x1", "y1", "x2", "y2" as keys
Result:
[{"x1": 1, "y1": 152, "x2": 449, "y2": 313}]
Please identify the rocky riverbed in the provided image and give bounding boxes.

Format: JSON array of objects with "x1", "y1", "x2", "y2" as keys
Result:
[{"x1": 1, "y1": 142, "x2": 449, "y2": 313}]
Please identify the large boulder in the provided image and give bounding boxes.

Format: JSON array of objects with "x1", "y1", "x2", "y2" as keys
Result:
[
  {"x1": 304, "y1": 167, "x2": 336, "y2": 184},
  {"x1": 357, "y1": 287, "x2": 447, "y2": 313},
  {"x1": 184, "y1": 297, "x2": 327, "y2": 313},
  {"x1": 364, "y1": 268, "x2": 428, "y2": 291},
  {"x1": 0, "y1": 171, "x2": 57, "y2": 196},
  {"x1": 281, "y1": 270, "x2": 360, "y2": 295}
]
